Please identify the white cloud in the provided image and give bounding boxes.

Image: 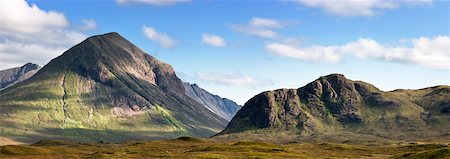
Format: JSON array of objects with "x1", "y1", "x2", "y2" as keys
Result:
[
  {"x1": 266, "y1": 43, "x2": 343, "y2": 62},
  {"x1": 194, "y1": 72, "x2": 273, "y2": 87},
  {"x1": 142, "y1": 25, "x2": 176, "y2": 48},
  {"x1": 0, "y1": 0, "x2": 88, "y2": 70},
  {"x1": 265, "y1": 36, "x2": 450, "y2": 70},
  {"x1": 202, "y1": 33, "x2": 226, "y2": 47},
  {"x1": 0, "y1": 0, "x2": 68, "y2": 35},
  {"x1": 294, "y1": 0, "x2": 432, "y2": 17},
  {"x1": 229, "y1": 17, "x2": 285, "y2": 39},
  {"x1": 0, "y1": 40, "x2": 66, "y2": 69},
  {"x1": 249, "y1": 17, "x2": 283, "y2": 28},
  {"x1": 80, "y1": 19, "x2": 97, "y2": 31},
  {"x1": 116, "y1": 0, "x2": 190, "y2": 6}
]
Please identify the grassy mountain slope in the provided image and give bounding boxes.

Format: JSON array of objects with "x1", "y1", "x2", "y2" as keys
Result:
[
  {"x1": 220, "y1": 74, "x2": 450, "y2": 142},
  {"x1": 0, "y1": 32, "x2": 227, "y2": 143}
]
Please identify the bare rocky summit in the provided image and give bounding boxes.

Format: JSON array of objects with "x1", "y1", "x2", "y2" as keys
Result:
[
  {"x1": 0, "y1": 63, "x2": 41, "y2": 90},
  {"x1": 183, "y1": 82, "x2": 241, "y2": 121}
]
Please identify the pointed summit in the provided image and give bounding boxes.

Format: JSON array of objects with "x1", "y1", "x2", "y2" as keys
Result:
[
  {"x1": 0, "y1": 33, "x2": 227, "y2": 143},
  {"x1": 0, "y1": 63, "x2": 41, "y2": 90}
]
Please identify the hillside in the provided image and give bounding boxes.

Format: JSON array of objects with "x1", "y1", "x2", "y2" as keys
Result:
[
  {"x1": 0, "y1": 32, "x2": 228, "y2": 144},
  {"x1": 220, "y1": 74, "x2": 450, "y2": 142},
  {"x1": 183, "y1": 82, "x2": 241, "y2": 121}
]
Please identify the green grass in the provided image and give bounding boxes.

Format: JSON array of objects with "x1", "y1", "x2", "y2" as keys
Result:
[
  {"x1": 0, "y1": 69, "x2": 218, "y2": 143},
  {"x1": 0, "y1": 138, "x2": 448, "y2": 159}
]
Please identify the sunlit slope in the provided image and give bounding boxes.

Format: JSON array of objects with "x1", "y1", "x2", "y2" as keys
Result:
[
  {"x1": 221, "y1": 74, "x2": 450, "y2": 141},
  {"x1": 0, "y1": 32, "x2": 227, "y2": 143}
]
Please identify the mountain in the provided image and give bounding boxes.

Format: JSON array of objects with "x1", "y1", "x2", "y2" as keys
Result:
[
  {"x1": 183, "y1": 82, "x2": 241, "y2": 121},
  {"x1": 0, "y1": 32, "x2": 228, "y2": 143},
  {"x1": 220, "y1": 74, "x2": 450, "y2": 142},
  {"x1": 0, "y1": 63, "x2": 41, "y2": 90}
]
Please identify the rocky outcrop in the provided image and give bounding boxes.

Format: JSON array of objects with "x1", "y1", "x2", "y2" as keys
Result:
[
  {"x1": 298, "y1": 74, "x2": 363, "y2": 123},
  {"x1": 0, "y1": 63, "x2": 41, "y2": 90},
  {"x1": 220, "y1": 74, "x2": 450, "y2": 140},
  {"x1": 183, "y1": 83, "x2": 241, "y2": 121}
]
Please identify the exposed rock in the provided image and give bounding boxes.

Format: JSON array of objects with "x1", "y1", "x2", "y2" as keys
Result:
[
  {"x1": 220, "y1": 74, "x2": 450, "y2": 141},
  {"x1": 183, "y1": 83, "x2": 241, "y2": 121},
  {"x1": 0, "y1": 63, "x2": 41, "y2": 90},
  {"x1": 299, "y1": 74, "x2": 362, "y2": 123},
  {"x1": 0, "y1": 32, "x2": 228, "y2": 142}
]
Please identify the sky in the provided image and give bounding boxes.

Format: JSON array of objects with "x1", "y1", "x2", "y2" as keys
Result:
[{"x1": 0, "y1": 0, "x2": 449, "y2": 105}]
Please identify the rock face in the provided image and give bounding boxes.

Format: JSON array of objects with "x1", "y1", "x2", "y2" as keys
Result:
[
  {"x1": 0, "y1": 63, "x2": 41, "y2": 90},
  {"x1": 0, "y1": 32, "x2": 228, "y2": 143},
  {"x1": 220, "y1": 74, "x2": 450, "y2": 140},
  {"x1": 183, "y1": 82, "x2": 241, "y2": 121}
]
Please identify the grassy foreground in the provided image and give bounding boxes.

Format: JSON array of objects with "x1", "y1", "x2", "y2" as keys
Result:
[{"x1": 0, "y1": 137, "x2": 449, "y2": 159}]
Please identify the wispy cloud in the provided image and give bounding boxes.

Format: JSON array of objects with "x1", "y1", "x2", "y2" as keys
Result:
[
  {"x1": 142, "y1": 25, "x2": 176, "y2": 48},
  {"x1": 249, "y1": 17, "x2": 284, "y2": 28},
  {"x1": 0, "y1": 0, "x2": 88, "y2": 70},
  {"x1": 80, "y1": 19, "x2": 98, "y2": 31},
  {"x1": 202, "y1": 33, "x2": 226, "y2": 47},
  {"x1": 265, "y1": 36, "x2": 450, "y2": 70},
  {"x1": 229, "y1": 17, "x2": 286, "y2": 39},
  {"x1": 294, "y1": 0, "x2": 433, "y2": 17},
  {"x1": 194, "y1": 72, "x2": 274, "y2": 87},
  {"x1": 116, "y1": 0, "x2": 190, "y2": 6}
]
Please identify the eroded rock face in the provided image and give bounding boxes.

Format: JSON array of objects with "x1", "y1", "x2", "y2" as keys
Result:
[
  {"x1": 221, "y1": 74, "x2": 450, "y2": 138},
  {"x1": 0, "y1": 32, "x2": 229, "y2": 141},
  {"x1": 0, "y1": 63, "x2": 41, "y2": 90},
  {"x1": 299, "y1": 74, "x2": 362, "y2": 124},
  {"x1": 222, "y1": 74, "x2": 365, "y2": 134},
  {"x1": 183, "y1": 83, "x2": 241, "y2": 121}
]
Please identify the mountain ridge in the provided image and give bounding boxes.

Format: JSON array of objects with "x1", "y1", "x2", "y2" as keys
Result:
[
  {"x1": 183, "y1": 82, "x2": 241, "y2": 121},
  {"x1": 219, "y1": 74, "x2": 450, "y2": 142},
  {"x1": 0, "y1": 63, "x2": 41, "y2": 90}
]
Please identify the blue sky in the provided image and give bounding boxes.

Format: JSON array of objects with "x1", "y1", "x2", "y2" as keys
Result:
[{"x1": 1, "y1": 0, "x2": 449, "y2": 104}]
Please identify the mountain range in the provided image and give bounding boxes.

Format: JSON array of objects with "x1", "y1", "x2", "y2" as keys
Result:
[
  {"x1": 0, "y1": 32, "x2": 240, "y2": 143},
  {"x1": 0, "y1": 32, "x2": 448, "y2": 145}
]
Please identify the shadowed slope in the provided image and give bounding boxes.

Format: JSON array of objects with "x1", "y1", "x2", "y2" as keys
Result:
[{"x1": 183, "y1": 82, "x2": 241, "y2": 121}]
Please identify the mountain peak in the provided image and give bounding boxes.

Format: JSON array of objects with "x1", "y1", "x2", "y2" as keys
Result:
[
  {"x1": 87, "y1": 32, "x2": 123, "y2": 41},
  {"x1": 321, "y1": 73, "x2": 346, "y2": 79},
  {"x1": 21, "y1": 63, "x2": 40, "y2": 70},
  {"x1": 0, "y1": 33, "x2": 228, "y2": 142},
  {"x1": 0, "y1": 63, "x2": 41, "y2": 90},
  {"x1": 317, "y1": 73, "x2": 349, "y2": 84}
]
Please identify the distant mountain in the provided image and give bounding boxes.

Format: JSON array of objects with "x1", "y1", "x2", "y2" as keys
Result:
[
  {"x1": 183, "y1": 82, "x2": 241, "y2": 121},
  {"x1": 0, "y1": 32, "x2": 228, "y2": 143},
  {"x1": 0, "y1": 63, "x2": 41, "y2": 90},
  {"x1": 220, "y1": 74, "x2": 450, "y2": 141}
]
